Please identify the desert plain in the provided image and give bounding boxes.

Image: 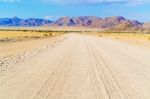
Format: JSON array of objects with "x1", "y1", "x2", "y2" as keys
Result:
[{"x1": 0, "y1": 27, "x2": 150, "y2": 99}]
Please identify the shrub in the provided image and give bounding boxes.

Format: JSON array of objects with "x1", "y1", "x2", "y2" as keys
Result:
[
  {"x1": 48, "y1": 33, "x2": 53, "y2": 36},
  {"x1": 43, "y1": 33, "x2": 48, "y2": 37},
  {"x1": 148, "y1": 37, "x2": 150, "y2": 41}
]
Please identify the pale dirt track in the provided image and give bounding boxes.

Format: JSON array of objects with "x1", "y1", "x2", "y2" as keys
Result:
[{"x1": 0, "y1": 34, "x2": 150, "y2": 99}]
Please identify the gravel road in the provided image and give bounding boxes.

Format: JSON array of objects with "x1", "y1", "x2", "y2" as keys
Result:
[{"x1": 0, "y1": 34, "x2": 150, "y2": 99}]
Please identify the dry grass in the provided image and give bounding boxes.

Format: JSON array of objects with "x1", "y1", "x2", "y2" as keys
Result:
[
  {"x1": 1, "y1": 27, "x2": 150, "y2": 44},
  {"x1": 0, "y1": 26, "x2": 105, "y2": 43},
  {"x1": 0, "y1": 31, "x2": 57, "y2": 38},
  {"x1": 0, "y1": 30, "x2": 63, "y2": 43},
  {"x1": 87, "y1": 32, "x2": 150, "y2": 48},
  {"x1": 0, "y1": 26, "x2": 105, "y2": 32},
  {"x1": 91, "y1": 32, "x2": 150, "y2": 41}
]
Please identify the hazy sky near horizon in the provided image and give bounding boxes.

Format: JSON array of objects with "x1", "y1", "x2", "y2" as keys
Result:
[{"x1": 0, "y1": 0, "x2": 150, "y2": 22}]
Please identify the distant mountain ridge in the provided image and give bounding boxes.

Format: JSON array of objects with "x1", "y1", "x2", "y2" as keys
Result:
[
  {"x1": 0, "y1": 17, "x2": 52, "y2": 26},
  {"x1": 0, "y1": 16, "x2": 145, "y2": 29},
  {"x1": 51, "y1": 16, "x2": 143, "y2": 29},
  {"x1": 143, "y1": 22, "x2": 150, "y2": 29}
]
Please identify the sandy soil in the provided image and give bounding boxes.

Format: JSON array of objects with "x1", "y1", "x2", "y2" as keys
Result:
[{"x1": 0, "y1": 33, "x2": 150, "y2": 99}]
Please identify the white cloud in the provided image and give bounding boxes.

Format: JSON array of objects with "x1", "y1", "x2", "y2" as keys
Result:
[
  {"x1": 43, "y1": 0, "x2": 150, "y2": 5},
  {"x1": 127, "y1": 0, "x2": 150, "y2": 5},
  {"x1": 44, "y1": 16, "x2": 60, "y2": 20},
  {"x1": 0, "y1": 0, "x2": 21, "y2": 3},
  {"x1": 1, "y1": 0, "x2": 149, "y2": 5}
]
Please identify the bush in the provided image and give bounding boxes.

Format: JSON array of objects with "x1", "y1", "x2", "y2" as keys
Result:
[
  {"x1": 43, "y1": 33, "x2": 48, "y2": 37},
  {"x1": 48, "y1": 33, "x2": 53, "y2": 36}
]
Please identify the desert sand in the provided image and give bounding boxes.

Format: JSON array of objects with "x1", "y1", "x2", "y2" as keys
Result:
[{"x1": 0, "y1": 33, "x2": 150, "y2": 99}]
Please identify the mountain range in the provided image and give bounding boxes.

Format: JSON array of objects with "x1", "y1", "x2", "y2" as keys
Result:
[
  {"x1": 0, "y1": 17, "x2": 52, "y2": 26},
  {"x1": 0, "y1": 16, "x2": 149, "y2": 29}
]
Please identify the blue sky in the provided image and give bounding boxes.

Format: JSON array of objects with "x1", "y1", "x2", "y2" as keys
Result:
[{"x1": 0, "y1": 0, "x2": 150, "y2": 22}]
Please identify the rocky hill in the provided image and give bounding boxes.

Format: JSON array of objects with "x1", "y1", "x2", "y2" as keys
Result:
[
  {"x1": 0, "y1": 17, "x2": 52, "y2": 26},
  {"x1": 0, "y1": 16, "x2": 144, "y2": 29},
  {"x1": 51, "y1": 16, "x2": 143, "y2": 29},
  {"x1": 143, "y1": 23, "x2": 150, "y2": 29}
]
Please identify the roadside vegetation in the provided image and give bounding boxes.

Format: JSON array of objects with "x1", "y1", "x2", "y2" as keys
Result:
[
  {"x1": 0, "y1": 27, "x2": 93, "y2": 43},
  {"x1": 92, "y1": 32, "x2": 150, "y2": 41},
  {"x1": 0, "y1": 30, "x2": 65, "y2": 43},
  {"x1": 1, "y1": 27, "x2": 150, "y2": 43}
]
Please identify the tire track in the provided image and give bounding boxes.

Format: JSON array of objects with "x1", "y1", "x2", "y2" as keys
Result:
[{"x1": 0, "y1": 34, "x2": 150, "y2": 99}]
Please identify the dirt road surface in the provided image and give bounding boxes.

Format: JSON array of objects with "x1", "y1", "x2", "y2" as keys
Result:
[{"x1": 0, "y1": 34, "x2": 150, "y2": 99}]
